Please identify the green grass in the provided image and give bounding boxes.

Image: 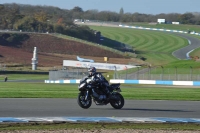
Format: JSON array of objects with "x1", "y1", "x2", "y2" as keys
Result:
[
  {"x1": 191, "y1": 47, "x2": 200, "y2": 57},
  {"x1": 148, "y1": 60, "x2": 200, "y2": 74},
  {"x1": 163, "y1": 60, "x2": 200, "y2": 68},
  {"x1": 0, "y1": 83, "x2": 76, "y2": 98},
  {"x1": 1, "y1": 82, "x2": 200, "y2": 100},
  {"x1": 0, "y1": 74, "x2": 48, "y2": 80},
  {"x1": 187, "y1": 35, "x2": 200, "y2": 57},
  {"x1": 123, "y1": 85, "x2": 200, "y2": 100},
  {"x1": 89, "y1": 25, "x2": 188, "y2": 66},
  {"x1": 125, "y1": 23, "x2": 200, "y2": 62},
  {"x1": 0, "y1": 123, "x2": 200, "y2": 131}
]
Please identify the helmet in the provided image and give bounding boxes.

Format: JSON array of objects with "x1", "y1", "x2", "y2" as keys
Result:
[{"x1": 88, "y1": 66, "x2": 96, "y2": 74}]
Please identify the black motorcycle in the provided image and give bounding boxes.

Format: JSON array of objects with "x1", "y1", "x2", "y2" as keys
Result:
[{"x1": 77, "y1": 76, "x2": 124, "y2": 109}]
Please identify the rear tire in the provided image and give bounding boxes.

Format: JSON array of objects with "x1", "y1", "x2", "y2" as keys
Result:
[
  {"x1": 77, "y1": 93, "x2": 92, "y2": 109},
  {"x1": 110, "y1": 93, "x2": 124, "y2": 109}
]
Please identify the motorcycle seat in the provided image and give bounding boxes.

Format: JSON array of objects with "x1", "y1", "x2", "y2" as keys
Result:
[{"x1": 110, "y1": 83, "x2": 120, "y2": 89}]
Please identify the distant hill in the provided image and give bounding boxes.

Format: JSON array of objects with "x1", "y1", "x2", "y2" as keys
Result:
[{"x1": 0, "y1": 33, "x2": 142, "y2": 67}]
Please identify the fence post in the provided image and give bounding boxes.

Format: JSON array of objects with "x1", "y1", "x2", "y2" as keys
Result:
[
  {"x1": 161, "y1": 66, "x2": 164, "y2": 80},
  {"x1": 148, "y1": 66, "x2": 151, "y2": 80},
  {"x1": 77, "y1": 68, "x2": 79, "y2": 79},
  {"x1": 190, "y1": 66, "x2": 193, "y2": 81},
  {"x1": 125, "y1": 66, "x2": 127, "y2": 79},
  {"x1": 168, "y1": 68, "x2": 170, "y2": 80},
  {"x1": 175, "y1": 66, "x2": 177, "y2": 80},
  {"x1": 114, "y1": 66, "x2": 116, "y2": 79},
  {"x1": 137, "y1": 67, "x2": 139, "y2": 80}
]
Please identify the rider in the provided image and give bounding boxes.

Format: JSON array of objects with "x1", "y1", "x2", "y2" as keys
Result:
[{"x1": 88, "y1": 66, "x2": 112, "y2": 98}]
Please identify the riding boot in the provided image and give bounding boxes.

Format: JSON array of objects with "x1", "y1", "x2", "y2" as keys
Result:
[{"x1": 105, "y1": 87, "x2": 114, "y2": 99}]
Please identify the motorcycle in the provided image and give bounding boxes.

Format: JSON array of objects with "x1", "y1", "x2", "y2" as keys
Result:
[{"x1": 77, "y1": 76, "x2": 124, "y2": 109}]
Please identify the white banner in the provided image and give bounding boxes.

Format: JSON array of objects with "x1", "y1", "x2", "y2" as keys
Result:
[{"x1": 63, "y1": 60, "x2": 138, "y2": 71}]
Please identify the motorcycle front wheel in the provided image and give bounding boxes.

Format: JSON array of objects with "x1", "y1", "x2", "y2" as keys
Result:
[
  {"x1": 77, "y1": 92, "x2": 92, "y2": 109},
  {"x1": 110, "y1": 93, "x2": 124, "y2": 109}
]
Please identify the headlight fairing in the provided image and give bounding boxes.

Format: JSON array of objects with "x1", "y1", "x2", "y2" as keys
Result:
[{"x1": 78, "y1": 83, "x2": 86, "y2": 90}]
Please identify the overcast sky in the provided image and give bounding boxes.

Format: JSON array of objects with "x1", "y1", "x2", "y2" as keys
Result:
[{"x1": 1, "y1": 0, "x2": 199, "y2": 14}]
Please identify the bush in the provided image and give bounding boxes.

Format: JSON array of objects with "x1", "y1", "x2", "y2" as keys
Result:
[{"x1": 0, "y1": 33, "x2": 29, "y2": 43}]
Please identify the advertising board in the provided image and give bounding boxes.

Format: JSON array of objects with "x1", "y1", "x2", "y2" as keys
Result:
[{"x1": 63, "y1": 60, "x2": 138, "y2": 71}]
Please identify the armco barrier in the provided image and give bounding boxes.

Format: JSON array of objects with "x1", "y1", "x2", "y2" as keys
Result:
[
  {"x1": 0, "y1": 117, "x2": 200, "y2": 123},
  {"x1": 45, "y1": 79, "x2": 200, "y2": 86},
  {"x1": 110, "y1": 79, "x2": 200, "y2": 86},
  {"x1": 45, "y1": 79, "x2": 80, "y2": 83}
]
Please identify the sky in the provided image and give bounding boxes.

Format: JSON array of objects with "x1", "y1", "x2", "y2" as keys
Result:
[{"x1": 0, "y1": 0, "x2": 200, "y2": 15}]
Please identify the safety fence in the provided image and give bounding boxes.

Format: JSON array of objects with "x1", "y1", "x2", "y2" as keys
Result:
[
  {"x1": 47, "y1": 67, "x2": 200, "y2": 81},
  {"x1": 0, "y1": 64, "x2": 6, "y2": 71},
  {"x1": 49, "y1": 68, "x2": 88, "y2": 80},
  {"x1": 2, "y1": 66, "x2": 198, "y2": 81},
  {"x1": 1, "y1": 67, "x2": 199, "y2": 81},
  {"x1": 114, "y1": 67, "x2": 200, "y2": 81}
]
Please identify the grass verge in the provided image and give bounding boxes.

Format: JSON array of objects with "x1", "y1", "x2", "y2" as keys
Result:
[
  {"x1": 0, "y1": 74, "x2": 48, "y2": 80},
  {"x1": 0, "y1": 122, "x2": 200, "y2": 132},
  {"x1": 0, "y1": 83, "x2": 200, "y2": 100}
]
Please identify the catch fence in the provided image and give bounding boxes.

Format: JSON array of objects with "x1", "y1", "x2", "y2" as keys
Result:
[
  {"x1": 0, "y1": 64, "x2": 6, "y2": 71},
  {"x1": 115, "y1": 66, "x2": 200, "y2": 81},
  {"x1": 49, "y1": 68, "x2": 88, "y2": 80},
  {"x1": 1, "y1": 66, "x2": 199, "y2": 81},
  {"x1": 48, "y1": 66, "x2": 200, "y2": 81}
]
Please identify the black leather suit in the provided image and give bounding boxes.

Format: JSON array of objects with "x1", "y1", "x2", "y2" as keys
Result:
[{"x1": 88, "y1": 72, "x2": 110, "y2": 94}]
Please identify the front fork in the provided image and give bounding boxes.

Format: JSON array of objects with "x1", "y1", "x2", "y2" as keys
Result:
[{"x1": 84, "y1": 90, "x2": 89, "y2": 101}]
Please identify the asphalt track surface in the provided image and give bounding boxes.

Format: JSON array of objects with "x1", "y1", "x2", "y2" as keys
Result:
[
  {"x1": 172, "y1": 33, "x2": 200, "y2": 59},
  {"x1": 0, "y1": 98, "x2": 200, "y2": 118}
]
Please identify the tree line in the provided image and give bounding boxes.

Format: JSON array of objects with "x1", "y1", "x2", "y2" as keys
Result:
[
  {"x1": 0, "y1": 3, "x2": 96, "y2": 42},
  {"x1": 0, "y1": 3, "x2": 200, "y2": 42}
]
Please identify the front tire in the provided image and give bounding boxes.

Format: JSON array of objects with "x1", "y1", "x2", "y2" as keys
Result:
[
  {"x1": 77, "y1": 93, "x2": 92, "y2": 109},
  {"x1": 110, "y1": 93, "x2": 124, "y2": 109}
]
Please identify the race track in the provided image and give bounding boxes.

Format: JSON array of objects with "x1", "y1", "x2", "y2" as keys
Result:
[
  {"x1": 1, "y1": 25, "x2": 200, "y2": 122},
  {"x1": 172, "y1": 33, "x2": 200, "y2": 59},
  {"x1": 0, "y1": 98, "x2": 200, "y2": 118},
  {"x1": 78, "y1": 22, "x2": 200, "y2": 60}
]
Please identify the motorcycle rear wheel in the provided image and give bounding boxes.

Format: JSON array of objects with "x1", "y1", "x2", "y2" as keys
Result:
[
  {"x1": 110, "y1": 93, "x2": 124, "y2": 109},
  {"x1": 77, "y1": 93, "x2": 92, "y2": 109}
]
